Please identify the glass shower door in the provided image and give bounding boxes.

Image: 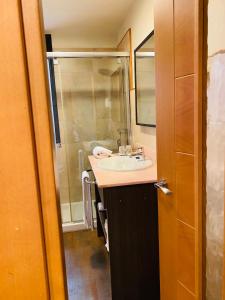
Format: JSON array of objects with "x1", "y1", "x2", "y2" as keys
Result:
[{"x1": 50, "y1": 56, "x2": 130, "y2": 226}]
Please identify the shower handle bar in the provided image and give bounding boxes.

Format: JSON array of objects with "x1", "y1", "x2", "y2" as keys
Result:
[
  {"x1": 47, "y1": 51, "x2": 130, "y2": 58},
  {"x1": 84, "y1": 177, "x2": 96, "y2": 185}
]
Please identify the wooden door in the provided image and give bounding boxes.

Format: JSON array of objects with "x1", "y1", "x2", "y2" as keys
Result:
[
  {"x1": 0, "y1": 1, "x2": 49, "y2": 298},
  {"x1": 0, "y1": 1, "x2": 67, "y2": 299},
  {"x1": 155, "y1": 0, "x2": 205, "y2": 299}
]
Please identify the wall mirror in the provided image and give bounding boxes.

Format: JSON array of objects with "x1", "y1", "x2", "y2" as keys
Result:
[{"x1": 134, "y1": 31, "x2": 156, "y2": 127}]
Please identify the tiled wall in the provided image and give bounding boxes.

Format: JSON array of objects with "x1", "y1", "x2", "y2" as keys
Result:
[{"x1": 206, "y1": 54, "x2": 225, "y2": 299}]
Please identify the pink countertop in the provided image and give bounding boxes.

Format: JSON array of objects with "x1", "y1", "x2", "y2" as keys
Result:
[{"x1": 89, "y1": 155, "x2": 157, "y2": 188}]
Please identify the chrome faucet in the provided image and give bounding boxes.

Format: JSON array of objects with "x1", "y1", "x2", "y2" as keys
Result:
[
  {"x1": 126, "y1": 146, "x2": 145, "y2": 160},
  {"x1": 137, "y1": 146, "x2": 145, "y2": 160}
]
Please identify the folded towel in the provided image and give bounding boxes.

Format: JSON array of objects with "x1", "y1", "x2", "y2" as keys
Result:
[
  {"x1": 82, "y1": 171, "x2": 94, "y2": 230},
  {"x1": 93, "y1": 146, "x2": 112, "y2": 158},
  {"x1": 104, "y1": 219, "x2": 109, "y2": 252}
]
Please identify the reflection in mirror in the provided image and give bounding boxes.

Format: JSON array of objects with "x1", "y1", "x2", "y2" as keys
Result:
[{"x1": 135, "y1": 31, "x2": 155, "y2": 127}]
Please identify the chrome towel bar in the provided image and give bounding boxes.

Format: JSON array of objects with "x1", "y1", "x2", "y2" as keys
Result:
[{"x1": 84, "y1": 177, "x2": 96, "y2": 185}]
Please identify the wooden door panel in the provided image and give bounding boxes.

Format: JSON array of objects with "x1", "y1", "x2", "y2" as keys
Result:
[
  {"x1": 174, "y1": 0, "x2": 197, "y2": 297},
  {"x1": 155, "y1": 0, "x2": 203, "y2": 298},
  {"x1": 0, "y1": 1, "x2": 49, "y2": 298},
  {"x1": 175, "y1": 0, "x2": 195, "y2": 77},
  {"x1": 155, "y1": 0, "x2": 176, "y2": 299},
  {"x1": 177, "y1": 221, "x2": 196, "y2": 292},
  {"x1": 176, "y1": 153, "x2": 195, "y2": 227},
  {"x1": 175, "y1": 76, "x2": 194, "y2": 154},
  {"x1": 177, "y1": 283, "x2": 195, "y2": 300}
]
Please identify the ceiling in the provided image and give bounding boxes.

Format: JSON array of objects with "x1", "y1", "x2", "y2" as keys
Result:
[{"x1": 42, "y1": 0, "x2": 135, "y2": 38}]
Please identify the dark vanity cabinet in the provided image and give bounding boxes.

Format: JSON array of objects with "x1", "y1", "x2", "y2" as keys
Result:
[{"x1": 95, "y1": 183, "x2": 160, "y2": 300}]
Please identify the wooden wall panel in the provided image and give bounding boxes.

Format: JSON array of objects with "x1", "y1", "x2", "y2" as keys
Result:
[
  {"x1": 176, "y1": 153, "x2": 195, "y2": 227},
  {"x1": 0, "y1": 1, "x2": 49, "y2": 298},
  {"x1": 175, "y1": 75, "x2": 194, "y2": 154},
  {"x1": 175, "y1": 0, "x2": 195, "y2": 77}
]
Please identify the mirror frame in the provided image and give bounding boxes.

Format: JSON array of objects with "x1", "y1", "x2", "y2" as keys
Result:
[{"x1": 134, "y1": 30, "x2": 156, "y2": 127}]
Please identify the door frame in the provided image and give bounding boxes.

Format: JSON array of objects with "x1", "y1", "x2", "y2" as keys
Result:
[
  {"x1": 202, "y1": 1, "x2": 208, "y2": 298},
  {"x1": 19, "y1": 0, "x2": 208, "y2": 298},
  {"x1": 195, "y1": 0, "x2": 208, "y2": 298},
  {"x1": 20, "y1": 1, "x2": 68, "y2": 299}
]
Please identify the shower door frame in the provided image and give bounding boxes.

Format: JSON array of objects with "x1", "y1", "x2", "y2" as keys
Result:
[
  {"x1": 47, "y1": 51, "x2": 130, "y2": 58},
  {"x1": 47, "y1": 51, "x2": 131, "y2": 232}
]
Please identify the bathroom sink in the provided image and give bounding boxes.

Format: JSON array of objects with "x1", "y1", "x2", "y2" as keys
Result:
[{"x1": 97, "y1": 156, "x2": 153, "y2": 172}]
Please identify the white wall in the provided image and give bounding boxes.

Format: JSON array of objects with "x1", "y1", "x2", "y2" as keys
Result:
[
  {"x1": 206, "y1": 0, "x2": 225, "y2": 298},
  {"x1": 208, "y1": 0, "x2": 225, "y2": 56},
  {"x1": 118, "y1": 0, "x2": 156, "y2": 151},
  {"x1": 50, "y1": 33, "x2": 117, "y2": 50}
]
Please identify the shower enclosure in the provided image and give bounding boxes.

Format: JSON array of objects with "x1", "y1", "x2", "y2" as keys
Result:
[{"x1": 47, "y1": 52, "x2": 131, "y2": 231}]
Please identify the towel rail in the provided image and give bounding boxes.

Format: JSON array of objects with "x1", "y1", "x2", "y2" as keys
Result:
[
  {"x1": 84, "y1": 177, "x2": 96, "y2": 185},
  {"x1": 84, "y1": 169, "x2": 96, "y2": 184}
]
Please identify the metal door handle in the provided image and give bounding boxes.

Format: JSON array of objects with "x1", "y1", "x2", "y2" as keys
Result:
[{"x1": 154, "y1": 180, "x2": 172, "y2": 195}]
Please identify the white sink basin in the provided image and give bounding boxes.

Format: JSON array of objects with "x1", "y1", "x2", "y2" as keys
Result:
[{"x1": 97, "y1": 156, "x2": 153, "y2": 172}]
